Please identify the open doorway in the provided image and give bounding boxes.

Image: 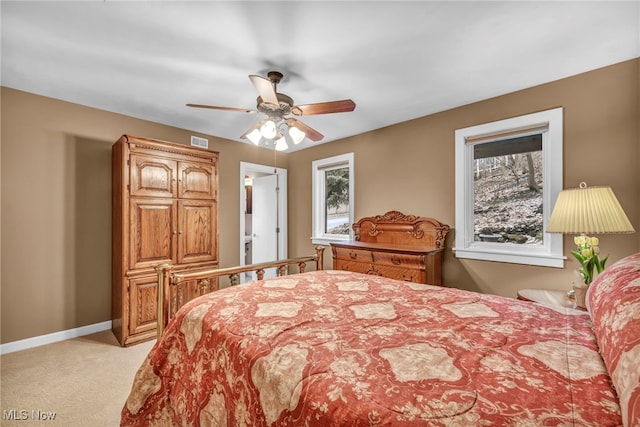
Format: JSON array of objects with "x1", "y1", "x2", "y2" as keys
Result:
[{"x1": 239, "y1": 161, "x2": 287, "y2": 283}]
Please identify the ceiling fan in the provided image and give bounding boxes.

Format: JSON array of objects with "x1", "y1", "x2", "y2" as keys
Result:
[{"x1": 187, "y1": 71, "x2": 356, "y2": 149}]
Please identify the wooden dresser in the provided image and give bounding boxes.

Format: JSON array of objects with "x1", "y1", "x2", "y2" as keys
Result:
[
  {"x1": 112, "y1": 135, "x2": 219, "y2": 346},
  {"x1": 331, "y1": 211, "x2": 449, "y2": 285}
]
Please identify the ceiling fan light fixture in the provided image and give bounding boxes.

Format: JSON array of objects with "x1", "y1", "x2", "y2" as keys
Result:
[
  {"x1": 246, "y1": 128, "x2": 262, "y2": 145},
  {"x1": 288, "y1": 125, "x2": 306, "y2": 144},
  {"x1": 260, "y1": 119, "x2": 277, "y2": 139},
  {"x1": 189, "y1": 71, "x2": 354, "y2": 149},
  {"x1": 274, "y1": 135, "x2": 288, "y2": 151}
]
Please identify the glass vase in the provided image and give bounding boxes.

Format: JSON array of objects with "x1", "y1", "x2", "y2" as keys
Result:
[{"x1": 571, "y1": 272, "x2": 588, "y2": 309}]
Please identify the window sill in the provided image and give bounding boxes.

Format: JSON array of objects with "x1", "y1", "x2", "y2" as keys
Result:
[
  {"x1": 453, "y1": 246, "x2": 565, "y2": 268},
  {"x1": 311, "y1": 236, "x2": 350, "y2": 246}
]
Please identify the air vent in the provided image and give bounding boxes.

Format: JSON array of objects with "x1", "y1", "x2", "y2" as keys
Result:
[{"x1": 190, "y1": 136, "x2": 208, "y2": 149}]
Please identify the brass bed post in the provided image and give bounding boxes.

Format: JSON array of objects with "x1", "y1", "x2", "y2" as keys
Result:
[{"x1": 156, "y1": 264, "x2": 172, "y2": 339}]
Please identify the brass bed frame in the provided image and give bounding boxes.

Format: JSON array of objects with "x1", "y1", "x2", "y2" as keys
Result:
[{"x1": 156, "y1": 247, "x2": 325, "y2": 337}]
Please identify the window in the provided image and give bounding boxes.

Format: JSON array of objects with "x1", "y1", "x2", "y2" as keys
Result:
[
  {"x1": 312, "y1": 153, "x2": 354, "y2": 245},
  {"x1": 454, "y1": 108, "x2": 564, "y2": 267}
]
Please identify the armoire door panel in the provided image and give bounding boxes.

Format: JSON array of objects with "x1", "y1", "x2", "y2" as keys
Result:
[
  {"x1": 170, "y1": 276, "x2": 220, "y2": 316},
  {"x1": 130, "y1": 154, "x2": 177, "y2": 198},
  {"x1": 130, "y1": 199, "x2": 177, "y2": 270},
  {"x1": 178, "y1": 200, "x2": 218, "y2": 264},
  {"x1": 128, "y1": 276, "x2": 158, "y2": 336},
  {"x1": 170, "y1": 279, "x2": 199, "y2": 317},
  {"x1": 178, "y1": 161, "x2": 216, "y2": 199}
]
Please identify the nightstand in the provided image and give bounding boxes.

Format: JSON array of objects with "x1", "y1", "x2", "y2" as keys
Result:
[{"x1": 517, "y1": 289, "x2": 587, "y2": 311}]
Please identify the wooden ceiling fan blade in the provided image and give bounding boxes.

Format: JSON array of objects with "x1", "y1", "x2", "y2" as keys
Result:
[
  {"x1": 286, "y1": 118, "x2": 324, "y2": 142},
  {"x1": 249, "y1": 75, "x2": 279, "y2": 106},
  {"x1": 291, "y1": 99, "x2": 355, "y2": 116},
  {"x1": 187, "y1": 103, "x2": 256, "y2": 113}
]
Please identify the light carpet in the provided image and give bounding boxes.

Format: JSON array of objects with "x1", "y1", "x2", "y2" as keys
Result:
[{"x1": 1, "y1": 331, "x2": 154, "y2": 426}]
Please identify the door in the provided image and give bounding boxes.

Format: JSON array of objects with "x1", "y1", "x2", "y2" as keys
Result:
[
  {"x1": 129, "y1": 198, "x2": 177, "y2": 270},
  {"x1": 178, "y1": 160, "x2": 217, "y2": 200},
  {"x1": 128, "y1": 275, "x2": 158, "y2": 340},
  {"x1": 130, "y1": 154, "x2": 177, "y2": 198},
  {"x1": 251, "y1": 174, "x2": 278, "y2": 279},
  {"x1": 178, "y1": 199, "x2": 218, "y2": 264},
  {"x1": 239, "y1": 162, "x2": 287, "y2": 283}
]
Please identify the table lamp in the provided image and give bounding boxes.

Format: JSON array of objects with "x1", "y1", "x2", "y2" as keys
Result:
[{"x1": 546, "y1": 182, "x2": 635, "y2": 307}]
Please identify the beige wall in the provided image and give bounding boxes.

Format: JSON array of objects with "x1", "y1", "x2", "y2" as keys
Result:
[
  {"x1": 0, "y1": 88, "x2": 288, "y2": 343},
  {"x1": 2, "y1": 58, "x2": 638, "y2": 344},
  {"x1": 288, "y1": 58, "x2": 640, "y2": 296}
]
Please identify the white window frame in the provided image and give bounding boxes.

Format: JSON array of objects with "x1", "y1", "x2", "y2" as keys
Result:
[
  {"x1": 311, "y1": 153, "x2": 354, "y2": 245},
  {"x1": 454, "y1": 108, "x2": 564, "y2": 268}
]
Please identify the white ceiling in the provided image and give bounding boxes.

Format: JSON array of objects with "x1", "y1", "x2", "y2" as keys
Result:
[{"x1": 2, "y1": 1, "x2": 639, "y2": 152}]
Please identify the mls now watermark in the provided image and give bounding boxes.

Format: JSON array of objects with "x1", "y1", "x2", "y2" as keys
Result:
[{"x1": 3, "y1": 409, "x2": 57, "y2": 421}]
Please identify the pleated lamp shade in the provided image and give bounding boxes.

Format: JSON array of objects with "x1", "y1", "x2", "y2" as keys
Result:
[{"x1": 546, "y1": 182, "x2": 635, "y2": 234}]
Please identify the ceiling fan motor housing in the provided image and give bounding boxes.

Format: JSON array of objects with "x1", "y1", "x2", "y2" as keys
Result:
[{"x1": 256, "y1": 93, "x2": 293, "y2": 117}]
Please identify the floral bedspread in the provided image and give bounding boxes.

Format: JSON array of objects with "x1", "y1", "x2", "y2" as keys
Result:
[{"x1": 121, "y1": 270, "x2": 621, "y2": 426}]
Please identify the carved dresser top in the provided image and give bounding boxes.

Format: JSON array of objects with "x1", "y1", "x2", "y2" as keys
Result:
[{"x1": 352, "y1": 210, "x2": 450, "y2": 250}]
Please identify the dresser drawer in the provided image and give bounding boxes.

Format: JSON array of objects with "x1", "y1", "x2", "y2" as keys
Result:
[
  {"x1": 332, "y1": 246, "x2": 374, "y2": 263},
  {"x1": 334, "y1": 259, "x2": 369, "y2": 274},
  {"x1": 369, "y1": 264, "x2": 425, "y2": 283},
  {"x1": 330, "y1": 241, "x2": 444, "y2": 286},
  {"x1": 335, "y1": 259, "x2": 425, "y2": 283},
  {"x1": 373, "y1": 252, "x2": 425, "y2": 269}
]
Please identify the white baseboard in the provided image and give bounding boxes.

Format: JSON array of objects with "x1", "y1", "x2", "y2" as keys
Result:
[{"x1": 0, "y1": 321, "x2": 112, "y2": 355}]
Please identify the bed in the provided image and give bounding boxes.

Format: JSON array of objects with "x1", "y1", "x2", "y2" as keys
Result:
[{"x1": 121, "y1": 252, "x2": 640, "y2": 426}]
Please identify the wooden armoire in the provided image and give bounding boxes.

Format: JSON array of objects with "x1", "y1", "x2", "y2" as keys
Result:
[{"x1": 112, "y1": 135, "x2": 219, "y2": 346}]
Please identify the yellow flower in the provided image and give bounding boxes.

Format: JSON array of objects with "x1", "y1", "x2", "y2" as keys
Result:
[
  {"x1": 574, "y1": 236, "x2": 587, "y2": 245},
  {"x1": 572, "y1": 234, "x2": 608, "y2": 285}
]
